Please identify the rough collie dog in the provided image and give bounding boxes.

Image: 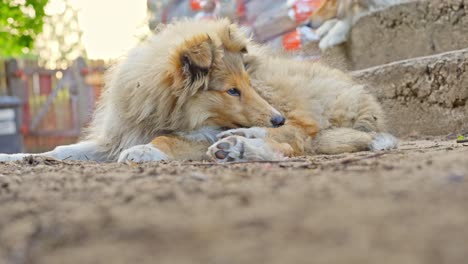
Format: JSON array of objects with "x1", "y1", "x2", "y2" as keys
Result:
[
  {"x1": 0, "y1": 19, "x2": 397, "y2": 163},
  {"x1": 308, "y1": 0, "x2": 411, "y2": 50}
]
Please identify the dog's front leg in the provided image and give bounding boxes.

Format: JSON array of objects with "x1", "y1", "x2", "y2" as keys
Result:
[
  {"x1": 207, "y1": 135, "x2": 291, "y2": 163},
  {"x1": 0, "y1": 141, "x2": 103, "y2": 162},
  {"x1": 208, "y1": 114, "x2": 319, "y2": 162},
  {"x1": 118, "y1": 134, "x2": 214, "y2": 163}
]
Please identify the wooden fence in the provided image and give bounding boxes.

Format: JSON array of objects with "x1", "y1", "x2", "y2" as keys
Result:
[{"x1": 2, "y1": 58, "x2": 106, "y2": 152}]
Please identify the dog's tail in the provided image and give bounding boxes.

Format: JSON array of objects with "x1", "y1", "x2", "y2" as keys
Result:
[{"x1": 314, "y1": 128, "x2": 398, "y2": 154}]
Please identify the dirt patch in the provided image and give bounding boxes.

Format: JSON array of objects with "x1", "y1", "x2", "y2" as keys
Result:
[
  {"x1": 1, "y1": 138, "x2": 467, "y2": 264},
  {"x1": 324, "y1": 0, "x2": 468, "y2": 70},
  {"x1": 354, "y1": 48, "x2": 468, "y2": 137}
]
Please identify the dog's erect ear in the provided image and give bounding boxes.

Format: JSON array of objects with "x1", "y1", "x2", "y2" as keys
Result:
[
  {"x1": 168, "y1": 34, "x2": 216, "y2": 103},
  {"x1": 220, "y1": 24, "x2": 249, "y2": 53},
  {"x1": 180, "y1": 34, "x2": 215, "y2": 84}
]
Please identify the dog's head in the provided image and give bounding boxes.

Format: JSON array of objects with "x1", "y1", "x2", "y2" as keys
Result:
[
  {"x1": 308, "y1": 0, "x2": 338, "y2": 28},
  {"x1": 115, "y1": 19, "x2": 285, "y2": 132},
  {"x1": 167, "y1": 20, "x2": 285, "y2": 130}
]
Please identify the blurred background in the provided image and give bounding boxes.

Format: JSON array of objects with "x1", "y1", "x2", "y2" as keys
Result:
[{"x1": 0, "y1": 0, "x2": 322, "y2": 153}]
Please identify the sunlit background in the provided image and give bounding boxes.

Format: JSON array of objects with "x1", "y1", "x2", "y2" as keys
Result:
[
  {"x1": 44, "y1": 0, "x2": 149, "y2": 61},
  {"x1": 0, "y1": 0, "x2": 322, "y2": 153}
]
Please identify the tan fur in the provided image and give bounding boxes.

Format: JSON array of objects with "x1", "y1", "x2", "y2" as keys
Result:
[
  {"x1": 151, "y1": 135, "x2": 210, "y2": 161},
  {"x1": 242, "y1": 46, "x2": 387, "y2": 156}
]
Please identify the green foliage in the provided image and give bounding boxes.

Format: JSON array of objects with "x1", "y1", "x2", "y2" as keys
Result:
[{"x1": 0, "y1": 0, "x2": 49, "y2": 57}]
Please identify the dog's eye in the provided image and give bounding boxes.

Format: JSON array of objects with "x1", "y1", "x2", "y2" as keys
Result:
[{"x1": 227, "y1": 88, "x2": 241, "y2": 96}]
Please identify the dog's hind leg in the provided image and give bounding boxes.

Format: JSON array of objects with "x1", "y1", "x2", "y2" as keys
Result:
[
  {"x1": 0, "y1": 141, "x2": 105, "y2": 162},
  {"x1": 313, "y1": 128, "x2": 398, "y2": 154}
]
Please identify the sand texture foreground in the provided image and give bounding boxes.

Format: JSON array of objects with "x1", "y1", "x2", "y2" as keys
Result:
[{"x1": 0, "y1": 138, "x2": 467, "y2": 264}]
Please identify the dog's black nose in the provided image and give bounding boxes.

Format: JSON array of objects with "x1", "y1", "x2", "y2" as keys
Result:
[{"x1": 271, "y1": 115, "x2": 286, "y2": 127}]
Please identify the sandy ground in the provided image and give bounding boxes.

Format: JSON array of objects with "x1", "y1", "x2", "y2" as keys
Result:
[{"x1": 0, "y1": 138, "x2": 467, "y2": 264}]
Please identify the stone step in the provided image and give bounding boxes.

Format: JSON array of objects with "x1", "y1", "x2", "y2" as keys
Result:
[{"x1": 354, "y1": 48, "x2": 468, "y2": 137}]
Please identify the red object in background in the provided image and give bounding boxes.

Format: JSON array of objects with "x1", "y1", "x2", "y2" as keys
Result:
[
  {"x1": 292, "y1": 0, "x2": 323, "y2": 22},
  {"x1": 13, "y1": 69, "x2": 24, "y2": 78},
  {"x1": 80, "y1": 67, "x2": 90, "y2": 76},
  {"x1": 190, "y1": 0, "x2": 204, "y2": 10},
  {"x1": 161, "y1": 8, "x2": 169, "y2": 23},
  {"x1": 282, "y1": 29, "x2": 301, "y2": 51},
  {"x1": 236, "y1": 0, "x2": 246, "y2": 18},
  {"x1": 39, "y1": 74, "x2": 52, "y2": 95}
]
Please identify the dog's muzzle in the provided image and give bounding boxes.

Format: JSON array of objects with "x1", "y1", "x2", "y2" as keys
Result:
[{"x1": 270, "y1": 115, "x2": 286, "y2": 128}]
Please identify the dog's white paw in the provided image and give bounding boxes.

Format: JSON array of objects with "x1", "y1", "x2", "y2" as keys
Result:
[
  {"x1": 118, "y1": 144, "x2": 168, "y2": 163},
  {"x1": 207, "y1": 136, "x2": 283, "y2": 163},
  {"x1": 217, "y1": 127, "x2": 267, "y2": 140},
  {"x1": 370, "y1": 133, "x2": 399, "y2": 151}
]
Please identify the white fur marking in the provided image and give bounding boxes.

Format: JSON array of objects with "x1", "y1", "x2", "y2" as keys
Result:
[
  {"x1": 0, "y1": 141, "x2": 101, "y2": 162},
  {"x1": 45, "y1": 141, "x2": 100, "y2": 160},
  {"x1": 0, "y1": 153, "x2": 31, "y2": 162},
  {"x1": 175, "y1": 127, "x2": 222, "y2": 144},
  {"x1": 217, "y1": 127, "x2": 268, "y2": 139},
  {"x1": 118, "y1": 144, "x2": 168, "y2": 163},
  {"x1": 370, "y1": 133, "x2": 399, "y2": 151},
  {"x1": 271, "y1": 107, "x2": 282, "y2": 117}
]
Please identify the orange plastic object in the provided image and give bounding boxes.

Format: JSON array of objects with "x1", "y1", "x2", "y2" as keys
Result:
[
  {"x1": 190, "y1": 0, "x2": 203, "y2": 10},
  {"x1": 292, "y1": 0, "x2": 323, "y2": 22},
  {"x1": 282, "y1": 29, "x2": 301, "y2": 51}
]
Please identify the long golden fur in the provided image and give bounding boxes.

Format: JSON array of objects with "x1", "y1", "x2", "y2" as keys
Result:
[{"x1": 0, "y1": 19, "x2": 397, "y2": 163}]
